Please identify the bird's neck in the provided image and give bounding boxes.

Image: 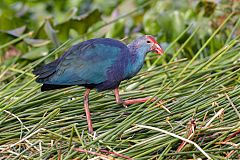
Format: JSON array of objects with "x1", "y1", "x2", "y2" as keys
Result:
[{"x1": 125, "y1": 43, "x2": 148, "y2": 78}]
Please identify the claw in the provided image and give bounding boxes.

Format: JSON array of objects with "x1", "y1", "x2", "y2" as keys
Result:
[{"x1": 122, "y1": 102, "x2": 128, "y2": 108}]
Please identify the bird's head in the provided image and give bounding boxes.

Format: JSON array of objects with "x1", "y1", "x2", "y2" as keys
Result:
[{"x1": 129, "y1": 35, "x2": 164, "y2": 55}]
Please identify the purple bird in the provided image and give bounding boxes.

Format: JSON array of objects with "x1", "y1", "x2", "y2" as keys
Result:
[{"x1": 33, "y1": 35, "x2": 164, "y2": 133}]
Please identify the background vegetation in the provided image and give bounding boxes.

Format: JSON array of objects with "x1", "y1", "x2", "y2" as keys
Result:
[{"x1": 0, "y1": 0, "x2": 239, "y2": 159}]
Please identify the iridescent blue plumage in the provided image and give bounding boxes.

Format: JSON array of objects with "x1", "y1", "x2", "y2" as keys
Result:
[{"x1": 33, "y1": 36, "x2": 161, "y2": 91}]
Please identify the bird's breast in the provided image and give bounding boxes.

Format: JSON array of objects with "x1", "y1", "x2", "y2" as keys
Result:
[{"x1": 124, "y1": 54, "x2": 145, "y2": 79}]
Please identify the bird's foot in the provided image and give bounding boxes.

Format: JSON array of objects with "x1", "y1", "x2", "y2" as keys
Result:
[
  {"x1": 122, "y1": 102, "x2": 128, "y2": 108},
  {"x1": 122, "y1": 97, "x2": 157, "y2": 106},
  {"x1": 120, "y1": 96, "x2": 171, "y2": 113},
  {"x1": 116, "y1": 98, "x2": 128, "y2": 108}
]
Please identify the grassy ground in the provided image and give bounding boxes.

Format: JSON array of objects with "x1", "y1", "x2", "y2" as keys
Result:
[{"x1": 0, "y1": 0, "x2": 240, "y2": 159}]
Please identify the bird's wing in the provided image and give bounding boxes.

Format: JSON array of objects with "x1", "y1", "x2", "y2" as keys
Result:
[{"x1": 38, "y1": 39, "x2": 129, "y2": 85}]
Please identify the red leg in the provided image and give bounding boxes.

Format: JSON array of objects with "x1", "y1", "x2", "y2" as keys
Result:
[
  {"x1": 114, "y1": 88, "x2": 157, "y2": 107},
  {"x1": 84, "y1": 88, "x2": 93, "y2": 133}
]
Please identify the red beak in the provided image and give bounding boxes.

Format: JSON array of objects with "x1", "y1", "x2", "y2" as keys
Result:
[{"x1": 152, "y1": 43, "x2": 164, "y2": 55}]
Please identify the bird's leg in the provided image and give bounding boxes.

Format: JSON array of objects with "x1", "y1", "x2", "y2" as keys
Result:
[
  {"x1": 84, "y1": 88, "x2": 93, "y2": 133},
  {"x1": 114, "y1": 88, "x2": 157, "y2": 107},
  {"x1": 114, "y1": 87, "x2": 127, "y2": 107}
]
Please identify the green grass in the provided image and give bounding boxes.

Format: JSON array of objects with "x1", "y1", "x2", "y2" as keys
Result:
[
  {"x1": 0, "y1": 0, "x2": 240, "y2": 159},
  {"x1": 0, "y1": 31, "x2": 239, "y2": 159}
]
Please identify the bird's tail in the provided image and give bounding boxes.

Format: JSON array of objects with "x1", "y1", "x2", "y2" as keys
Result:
[
  {"x1": 33, "y1": 60, "x2": 59, "y2": 83},
  {"x1": 33, "y1": 60, "x2": 73, "y2": 91}
]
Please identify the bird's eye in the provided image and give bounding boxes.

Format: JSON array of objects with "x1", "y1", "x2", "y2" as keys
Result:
[{"x1": 146, "y1": 40, "x2": 151, "y2": 43}]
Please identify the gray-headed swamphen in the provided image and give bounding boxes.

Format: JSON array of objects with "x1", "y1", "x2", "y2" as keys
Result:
[{"x1": 33, "y1": 35, "x2": 164, "y2": 133}]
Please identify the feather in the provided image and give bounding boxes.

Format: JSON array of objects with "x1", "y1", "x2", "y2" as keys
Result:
[
  {"x1": 34, "y1": 38, "x2": 131, "y2": 91},
  {"x1": 33, "y1": 60, "x2": 59, "y2": 82},
  {"x1": 41, "y1": 84, "x2": 71, "y2": 91}
]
